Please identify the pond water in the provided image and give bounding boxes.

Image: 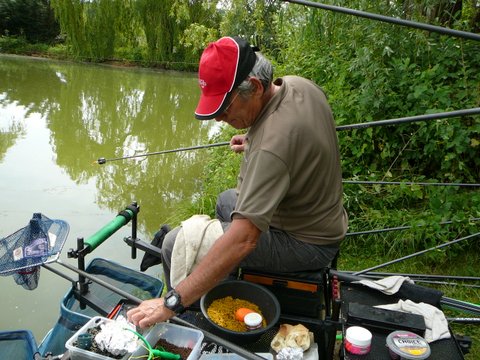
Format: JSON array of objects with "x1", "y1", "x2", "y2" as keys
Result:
[{"x1": 0, "y1": 55, "x2": 221, "y2": 343}]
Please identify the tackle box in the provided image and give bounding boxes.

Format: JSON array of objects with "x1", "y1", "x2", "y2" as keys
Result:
[
  {"x1": 67, "y1": 316, "x2": 204, "y2": 360},
  {"x1": 240, "y1": 268, "x2": 326, "y2": 318}
]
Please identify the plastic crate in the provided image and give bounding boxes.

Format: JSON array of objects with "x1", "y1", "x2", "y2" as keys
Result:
[
  {"x1": 0, "y1": 330, "x2": 38, "y2": 359},
  {"x1": 65, "y1": 316, "x2": 130, "y2": 360},
  {"x1": 130, "y1": 322, "x2": 204, "y2": 360}
]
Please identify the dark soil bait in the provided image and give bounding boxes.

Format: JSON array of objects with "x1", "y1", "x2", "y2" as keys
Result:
[{"x1": 155, "y1": 337, "x2": 192, "y2": 359}]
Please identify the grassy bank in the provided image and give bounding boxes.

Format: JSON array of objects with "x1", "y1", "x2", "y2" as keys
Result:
[{"x1": 0, "y1": 36, "x2": 197, "y2": 70}]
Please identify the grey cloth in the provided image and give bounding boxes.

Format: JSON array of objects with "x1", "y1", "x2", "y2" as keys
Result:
[
  {"x1": 354, "y1": 276, "x2": 414, "y2": 295},
  {"x1": 162, "y1": 189, "x2": 339, "y2": 290}
]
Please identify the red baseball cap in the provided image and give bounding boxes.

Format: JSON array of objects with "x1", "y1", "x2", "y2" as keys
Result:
[{"x1": 195, "y1": 36, "x2": 257, "y2": 120}]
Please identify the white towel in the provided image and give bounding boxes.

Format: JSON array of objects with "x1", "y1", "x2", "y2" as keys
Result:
[
  {"x1": 170, "y1": 215, "x2": 224, "y2": 288},
  {"x1": 354, "y1": 275, "x2": 414, "y2": 295},
  {"x1": 375, "y1": 299, "x2": 451, "y2": 342}
]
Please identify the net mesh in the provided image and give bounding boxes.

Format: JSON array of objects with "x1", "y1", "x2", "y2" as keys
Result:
[{"x1": 0, "y1": 213, "x2": 69, "y2": 290}]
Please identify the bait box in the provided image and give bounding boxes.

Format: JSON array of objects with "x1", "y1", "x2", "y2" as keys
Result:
[
  {"x1": 386, "y1": 330, "x2": 431, "y2": 359},
  {"x1": 130, "y1": 322, "x2": 204, "y2": 360},
  {"x1": 65, "y1": 316, "x2": 129, "y2": 360}
]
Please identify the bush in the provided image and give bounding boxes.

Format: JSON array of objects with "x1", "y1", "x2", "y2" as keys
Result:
[{"x1": 0, "y1": 35, "x2": 48, "y2": 54}]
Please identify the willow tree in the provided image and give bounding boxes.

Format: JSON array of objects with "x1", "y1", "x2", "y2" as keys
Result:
[
  {"x1": 51, "y1": 0, "x2": 86, "y2": 57},
  {"x1": 133, "y1": 0, "x2": 166, "y2": 64},
  {"x1": 134, "y1": 0, "x2": 220, "y2": 67},
  {"x1": 83, "y1": 0, "x2": 121, "y2": 60},
  {"x1": 51, "y1": 0, "x2": 122, "y2": 60}
]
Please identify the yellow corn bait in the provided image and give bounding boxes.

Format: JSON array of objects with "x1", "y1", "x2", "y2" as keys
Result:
[{"x1": 207, "y1": 296, "x2": 266, "y2": 332}]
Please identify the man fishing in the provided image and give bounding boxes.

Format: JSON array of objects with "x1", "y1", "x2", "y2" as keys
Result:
[{"x1": 127, "y1": 36, "x2": 348, "y2": 327}]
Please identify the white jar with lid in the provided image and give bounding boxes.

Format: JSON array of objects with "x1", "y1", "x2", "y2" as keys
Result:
[
  {"x1": 244, "y1": 312, "x2": 263, "y2": 331},
  {"x1": 345, "y1": 326, "x2": 372, "y2": 355}
]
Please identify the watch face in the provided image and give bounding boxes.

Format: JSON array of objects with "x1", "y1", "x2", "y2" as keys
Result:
[
  {"x1": 166, "y1": 295, "x2": 178, "y2": 307},
  {"x1": 164, "y1": 290, "x2": 184, "y2": 314}
]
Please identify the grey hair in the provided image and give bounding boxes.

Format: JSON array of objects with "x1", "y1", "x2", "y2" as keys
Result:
[{"x1": 236, "y1": 52, "x2": 274, "y2": 97}]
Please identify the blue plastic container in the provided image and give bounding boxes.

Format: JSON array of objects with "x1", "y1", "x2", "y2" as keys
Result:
[{"x1": 0, "y1": 329, "x2": 38, "y2": 359}]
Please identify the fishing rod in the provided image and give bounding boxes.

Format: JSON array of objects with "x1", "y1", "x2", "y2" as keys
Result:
[
  {"x1": 346, "y1": 217, "x2": 480, "y2": 237},
  {"x1": 335, "y1": 107, "x2": 480, "y2": 131},
  {"x1": 447, "y1": 317, "x2": 480, "y2": 324},
  {"x1": 353, "y1": 231, "x2": 480, "y2": 276},
  {"x1": 281, "y1": 0, "x2": 480, "y2": 42},
  {"x1": 343, "y1": 180, "x2": 480, "y2": 188},
  {"x1": 96, "y1": 141, "x2": 230, "y2": 165},
  {"x1": 95, "y1": 107, "x2": 480, "y2": 165},
  {"x1": 343, "y1": 270, "x2": 480, "y2": 284},
  {"x1": 347, "y1": 219, "x2": 480, "y2": 237},
  {"x1": 441, "y1": 297, "x2": 480, "y2": 316},
  {"x1": 330, "y1": 270, "x2": 480, "y2": 316},
  {"x1": 342, "y1": 272, "x2": 480, "y2": 289}
]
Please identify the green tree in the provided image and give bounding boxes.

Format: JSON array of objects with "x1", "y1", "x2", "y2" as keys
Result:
[
  {"x1": 50, "y1": 0, "x2": 220, "y2": 66},
  {"x1": 0, "y1": 0, "x2": 59, "y2": 42},
  {"x1": 272, "y1": 0, "x2": 479, "y2": 183},
  {"x1": 220, "y1": 0, "x2": 281, "y2": 51}
]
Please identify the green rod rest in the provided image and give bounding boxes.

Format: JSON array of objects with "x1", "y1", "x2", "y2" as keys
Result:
[{"x1": 83, "y1": 208, "x2": 134, "y2": 251}]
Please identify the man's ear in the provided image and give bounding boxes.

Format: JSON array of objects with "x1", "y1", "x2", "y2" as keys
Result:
[{"x1": 248, "y1": 77, "x2": 264, "y2": 97}]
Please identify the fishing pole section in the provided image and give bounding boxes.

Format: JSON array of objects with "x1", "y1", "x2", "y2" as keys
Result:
[
  {"x1": 281, "y1": 0, "x2": 480, "y2": 42},
  {"x1": 93, "y1": 108, "x2": 480, "y2": 165},
  {"x1": 95, "y1": 141, "x2": 230, "y2": 165}
]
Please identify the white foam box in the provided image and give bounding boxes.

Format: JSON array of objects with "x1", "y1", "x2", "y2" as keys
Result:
[
  {"x1": 130, "y1": 322, "x2": 204, "y2": 360},
  {"x1": 65, "y1": 316, "x2": 130, "y2": 360}
]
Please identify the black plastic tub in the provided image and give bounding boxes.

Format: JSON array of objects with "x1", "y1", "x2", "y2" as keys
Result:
[{"x1": 200, "y1": 280, "x2": 281, "y2": 344}]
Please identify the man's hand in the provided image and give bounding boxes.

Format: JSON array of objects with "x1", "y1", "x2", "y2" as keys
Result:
[
  {"x1": 230, "y1": 134, "x2": 247, "y2": 153},
  {"x1": 128, "y1": 218, "x2": 260, "y2": 329},
  {"x1": 126, "y1": 298, "x2": 175, "y2": 329}
]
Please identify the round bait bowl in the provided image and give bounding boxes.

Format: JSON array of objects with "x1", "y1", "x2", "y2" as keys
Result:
[{"x1": 200, "y1": 280, "x2": 281, "y2": 344}]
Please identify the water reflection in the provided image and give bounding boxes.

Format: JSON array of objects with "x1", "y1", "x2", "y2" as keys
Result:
[
  {"x1": 0, "y1": 55, "x2": 218, "y2": 235},
  {"x1": 0, "y1": 115, "x2": 24, "y2": 161},
  {"x1": 0, "y1": 54, "x2": 224, "y2": 340}
]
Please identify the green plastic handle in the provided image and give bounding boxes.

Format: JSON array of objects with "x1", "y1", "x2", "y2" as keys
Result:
[
  {"x1": 83, "y1": 209, "x2": 134, "y2": 251},
  {"x1": 152, "y1": 349, "x2": 181, "y2": 359}
]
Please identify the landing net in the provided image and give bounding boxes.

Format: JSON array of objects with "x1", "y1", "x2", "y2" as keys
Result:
[{"x1": 0, "y1": 213, "x2": 69, "y2": 289}]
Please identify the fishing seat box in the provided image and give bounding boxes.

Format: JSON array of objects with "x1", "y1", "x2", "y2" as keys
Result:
[{"x1": 240, "y1": 268, "x2": 327, "y2": 319}]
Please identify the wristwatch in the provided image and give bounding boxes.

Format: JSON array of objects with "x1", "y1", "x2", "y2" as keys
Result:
[{"x1": 163, "y1": 289, "x2": 185, "y2": 314}]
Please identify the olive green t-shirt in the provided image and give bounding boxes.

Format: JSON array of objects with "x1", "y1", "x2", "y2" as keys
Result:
[{"x1": 232, "y1": 76, "x2": 348, "y2": 245}]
